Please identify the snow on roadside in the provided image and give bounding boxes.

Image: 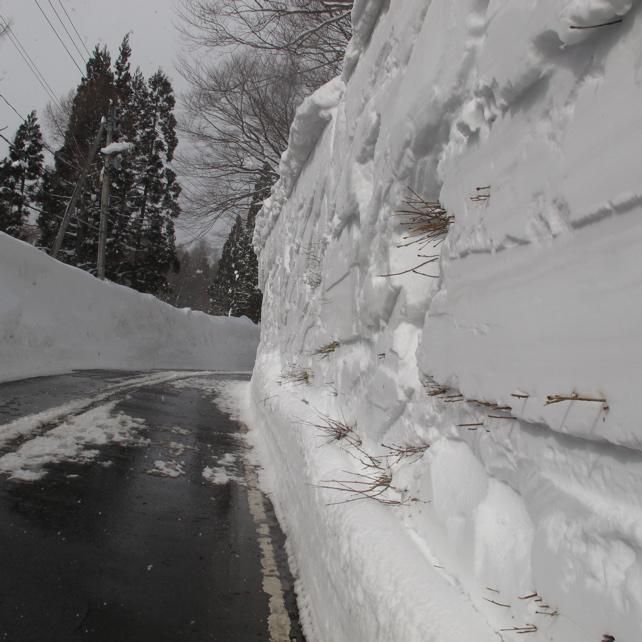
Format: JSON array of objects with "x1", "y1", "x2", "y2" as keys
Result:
[
  {"x1": 169, "y1": 377, "x2": 250, "y2": 423},
  {"x1": 166, "y1": 377, "x2": 250, "y2": 485},
  {"x1": 209, "y1": 381, "x2": 251, "y2": 422},
  {"x1": 146, "y1": 459, "x2": 185, "y2": 478},
  {"x1": 0, "y1": 233, "x2": 259, "y2": 384},
  {"x1": 0, "y1": 402, "x2": 146, "y2": 481},
  {"x1": 202, "y1": 464, "x2": 241, "y2": 485},
  {"x1": 248, "y1": 1, "x2": 642, "y2": 641}
]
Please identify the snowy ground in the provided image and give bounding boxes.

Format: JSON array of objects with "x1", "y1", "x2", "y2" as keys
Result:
[
  {"x1": 0, "y1": 233, "x2": 259, "y2": 383},
  {"x1": 249, "y1": 1, "x2": 642, "y2": 641}
]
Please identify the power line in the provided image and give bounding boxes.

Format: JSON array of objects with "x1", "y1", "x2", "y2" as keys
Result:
[
  {"x1": 0, "y1": 92, "x2": 23, "y2": 120},
  {"x1": 47, "y1": 0, "x2": 88, "y2": 71},
  {"x1": 0, "y1": 17, "x2": 89, "y2": 164},
  {"x1": 0, "y1": 90, "x2": 82, "y2": 173},
  {"x1": 56, "y1": 0, "x2": 92, "y2": 58},
  {"x1": 0, "y1": 17, "x2": 62, "y2": 109},
  {"x1": 1, "y1": 27, "x2": 81, "y2": 160},
  {"x1": 34, "y1": 0, "x2": 86, "y2": 77}
]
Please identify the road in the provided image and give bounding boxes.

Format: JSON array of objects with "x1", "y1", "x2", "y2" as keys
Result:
[{"x1": 0, "y1": 371, "x2": 303, "y2": 642}]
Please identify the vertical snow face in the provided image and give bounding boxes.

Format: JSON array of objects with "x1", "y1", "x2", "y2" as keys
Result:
[
  {"x1": 251, "y1": 1, "x2": 642, "y2": 641},
  {"x1": 0, "y1": 234, "x2": 259, "y2": 381}
]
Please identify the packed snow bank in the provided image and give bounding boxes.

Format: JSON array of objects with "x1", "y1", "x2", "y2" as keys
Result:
[
  {"x1": 250, "y1": 1, "x2": 642, "y2": 641},
  {"x1": 0, "y1": 233, "x2": 259, "y2": 382}
]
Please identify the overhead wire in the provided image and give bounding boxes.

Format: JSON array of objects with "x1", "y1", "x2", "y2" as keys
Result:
[
  {"x1": 0, "y1": 16, "x2": 62, "y2": 109},
  {"x1": 56, "y1": 0, "x2": 91, "y2": 59},
  {"x1": 33, "y1": 0, "x2": 86, "y2": 78},
  {"x1": 47, "y1": 0, "x2": 88, "y2": 71},
  {"x1": 0, "y1": 92, "x2": 23, "y2": 120},
  {"x1": 0, "y1": 16, "x2": 89, "y2": 164},
  {"x1": 0, "y1": 12, "x2": 137, "y2": 257},
  {"x1": 0, "y1": 90, "x2": 83, "y2": 175}
]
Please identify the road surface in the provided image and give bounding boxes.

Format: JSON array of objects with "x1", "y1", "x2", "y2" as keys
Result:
[{"x1": 0, "y1": 370, "x2": 303, "y2": 642}]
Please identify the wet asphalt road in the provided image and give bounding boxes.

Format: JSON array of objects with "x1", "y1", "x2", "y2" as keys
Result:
[{"x1": 0, "y1": 371, "x2": 303, "y2": 642}]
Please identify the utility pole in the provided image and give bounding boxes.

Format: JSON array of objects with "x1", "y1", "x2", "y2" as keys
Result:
[
  {"x1": 52, "y1": 119, "x2": 105, "y2": 259},
  {"x1": 97, "y1": 104, "x2": 114, "y2": 280}
]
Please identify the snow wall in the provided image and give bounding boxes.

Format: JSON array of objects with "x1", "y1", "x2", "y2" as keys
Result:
[
  {"x1": 0, "y1": 233, "x2": 259, "y2": 382},
  {"x1": 248, "y1": 1, "x2": 642, "y2": 641}
]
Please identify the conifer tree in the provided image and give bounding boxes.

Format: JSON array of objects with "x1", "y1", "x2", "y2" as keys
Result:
[
  {"x1": 0, "y1": 111, "x2": 44, "y2": 239},
  {"x1": 127, "y1": 70, "x2": 181, "y2": 295},
  {"x1": 209, "y1": 215, "x2": 244, "y2": 317},
  {"x1": 208, "y1": 166, "x2": 271, "y2": 322},
  {"x1": 106, "y1": 35, "x2": 136, "y2": 281},
  {"x1": 36, "y1": 37, "x2": 181, "y2": 296},
  {"x1": 37, "y1": 45, "x2": 115, "y2": 269}
]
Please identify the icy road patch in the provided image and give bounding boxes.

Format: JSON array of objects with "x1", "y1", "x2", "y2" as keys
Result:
[{"x1": 0, "y1": 402, "x2": 147, "y2": 481}]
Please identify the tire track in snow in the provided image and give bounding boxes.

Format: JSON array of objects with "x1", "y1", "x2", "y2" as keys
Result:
[{"x1": 0, "y1": 371, "x2": 215, "y2": 454}]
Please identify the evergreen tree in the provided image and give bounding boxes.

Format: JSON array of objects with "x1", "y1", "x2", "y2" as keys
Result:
[
  {"x1": 166, "y1": 240, "x2": 217, "y2": 311},
  {"x1": 36, "y1": 36, "x2": 181, "y2": 296},
  {"x1": 106, "y1": 35, "x2": 137, "y2": 282},
  {"x1": 37, "y1": 45, "x2": 115, "y2": 269},
  {"x1": 209, "y1": 214, "x2": 244, "y2": 317},
  {"x1": 0, "y1": 111, "x2": 44, "y2": 239},
  {"x1": 208, "y1": 166, "x2": 271, "y2": 322},
  {"x1": 127, "y1": 70, "x2": 181, "y2": 295}
]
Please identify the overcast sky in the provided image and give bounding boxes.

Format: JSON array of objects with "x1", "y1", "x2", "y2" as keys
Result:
[
  {"x1": 0, "y1": 0, "x2": 223, "y2": 244},
  {"x1": 0, "y1": 0, "x2": 186, "y2": 151}
]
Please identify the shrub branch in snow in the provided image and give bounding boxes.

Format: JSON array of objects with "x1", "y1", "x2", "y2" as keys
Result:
[
  {"x1": 318, "y1": 443, "x2": 417, "y2": 506},
  {"x1": 469, "y1": 185, "x2": 491, "y2": 202},
  {"x1": 312, "y1": 340, "x2": 340, "y2": 358},
  {"x1": 568, "y1": 17, "x2": 623, "y2": 29},
  {"x1": 545, "y1": 392, "x2": 609, "y2": 410},
  {"x1": 396, "y1": 188, "x2": 454, "y2": 249},
  {"x1": 379, "y1": 189, "x2": 455, "y2": 278},
  {"x1": 279, "y1": 366, "x2": 313, "y2": 385},
  {"x1": 381, "y1": 441, "x2": 430, "y2": 465},
  {"x1": 499, "y1": 624, "x2": 537, "y2": 634},
  {"x1": 303, "y1": 412, "x2": 361, "y2": 447}
]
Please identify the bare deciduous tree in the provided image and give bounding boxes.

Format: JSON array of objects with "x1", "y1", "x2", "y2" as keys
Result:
[
  {"x1": 179, "y1": 0, "x2": 353, "y2": 84},
  {"x1": 178, "y1": 51, "x2": 300, "y2": 230},
  {"x1": 177, "y1": 0, "x2": 353, "y2": 237},
  {"x1": 43, "y1": 91, "x2": 75, "y2": 148}
]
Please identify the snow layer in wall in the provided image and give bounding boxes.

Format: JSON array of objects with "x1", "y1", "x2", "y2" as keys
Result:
[
  {"x1": 0, "y1": 233, "x2": 259, "y2": 382},
  {"x1": 251, "y1": 1, "x2": 642, "y2": 641}
]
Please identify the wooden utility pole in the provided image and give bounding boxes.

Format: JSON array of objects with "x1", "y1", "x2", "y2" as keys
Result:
[
  {"x1": 52, "y1": 119, "x2": 106, "y2": 259},
  {"x1": 97, "y1": 105, "x2": 115, "y2": 280}
]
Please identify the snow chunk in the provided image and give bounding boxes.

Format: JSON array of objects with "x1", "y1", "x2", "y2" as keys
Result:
[
  {"x1": 203, "y1": 451, "x2": 243, "y2": 485},
  {"x1": 100, "y1": 141, "x2": 134, "y2": 155},
  {"x1": 202, "y1": 466, "x2": 237, "y2": 485},
  {"x1": 560, "y1": 0, "x2": 633, "y2": 45},
  {"x1": 0, "y1": 402, "x2": 146, "y2": 481},
  {"x1": 146, "y1": 460, "x2": 185, "y2": 478},
  {"x1": 254, "y1": 77, "x2": 344, "y2": 251}
]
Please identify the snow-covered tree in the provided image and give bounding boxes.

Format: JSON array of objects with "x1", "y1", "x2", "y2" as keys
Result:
[
  {"x1": 37, "y1": 44, "x2": 115, "y2": 266},
  {"x1": 126, "y1": 70, "x2": 181, "y2": 295},
  {"x1": 166, "y1": 240, "x2": 218, "y2": 311},
  {"x1": 208, "y1": 167, "x2": 269, "y2": 322},
  {"x1": 209, "y1": 214, "x2": 244, "y2": 317},
  {"x1": 36, "y1": 36, "x2": 181, "y2": 296},
  {"x1": 0, "y1": 111, "x2": 44, "y2": 239}
]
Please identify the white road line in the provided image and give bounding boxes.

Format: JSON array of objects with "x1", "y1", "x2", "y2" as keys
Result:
[{"x1": 243, "y1": 460, "x2": 293, "y2": 642}]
